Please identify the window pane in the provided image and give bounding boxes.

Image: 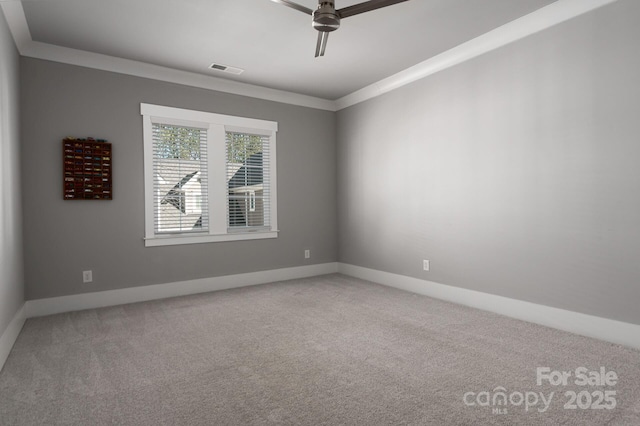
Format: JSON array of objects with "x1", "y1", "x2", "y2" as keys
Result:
[
  {"x1": 226, "y1": 132, "x2": 269, "y2": 229},
  {"x1": 153, "y1": 124, "x2": 208, "y2": 234}
]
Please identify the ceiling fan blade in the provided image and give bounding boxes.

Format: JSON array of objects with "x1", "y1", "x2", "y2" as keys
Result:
[
  {"x1": 337, "y1": 0, "x2": 410, "y2": 19},
  {"x1": 315, "y1": 31, "x2": 329, "y2": 57},
  {"x1": 270, "y1": 0, "x2": 313, "y2": 15}
]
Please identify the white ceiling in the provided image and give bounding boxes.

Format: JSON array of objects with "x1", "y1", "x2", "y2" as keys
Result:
[{"x1": 16, "y1": 0, "x2": 557, "y2": 100}]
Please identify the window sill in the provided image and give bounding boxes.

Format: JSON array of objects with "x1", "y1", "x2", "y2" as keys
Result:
[{"x1": 144, "y1": 230, "x2": 278, "y2": 247}]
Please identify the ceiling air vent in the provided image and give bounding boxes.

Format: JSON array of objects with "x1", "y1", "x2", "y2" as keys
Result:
[{"x1": 209, "y1": 63, "x2": 244, "y2": 75}]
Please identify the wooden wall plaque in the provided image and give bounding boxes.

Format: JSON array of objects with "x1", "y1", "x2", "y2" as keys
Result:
[{"x1": 63, "y1": 138, "x2": 112, "y2": 200}]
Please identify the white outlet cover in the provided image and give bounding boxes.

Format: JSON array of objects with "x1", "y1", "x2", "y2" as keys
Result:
[{"x1": 423, "y1": 260, "x2": 430, "y2": 271}]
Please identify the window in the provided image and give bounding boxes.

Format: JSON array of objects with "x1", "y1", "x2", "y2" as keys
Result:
[
  {"x1": 141, "y1": 104, "x2": 278, "y2": 246},
  {"x1": 226, "y1": 132, "x2": 269, "y2": 228},
  {"x1": 152, "y1": 123, "x2": 208, "y2": 234}
]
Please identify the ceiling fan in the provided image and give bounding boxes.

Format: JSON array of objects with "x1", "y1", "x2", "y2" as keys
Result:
[{"x1": 271, "y1": 0, "x2": 410, "y2": 57}]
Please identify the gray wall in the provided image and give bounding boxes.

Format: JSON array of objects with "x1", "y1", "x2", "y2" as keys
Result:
[
  {"x1": 21, "y1": 58, "x2": 337, "y2": 300},
  {"x1": 337, "y1": 0, "x2": 640, "y2": 325},
  {"x1": 0, "y1": 10, "x2": 25, "y2": 334}
]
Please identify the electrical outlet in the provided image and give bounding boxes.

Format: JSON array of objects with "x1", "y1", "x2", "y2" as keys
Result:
[
  {"x1": 305, "y1": 249, "x2": 311, "y2": 259},
  {"x1": 83, "y1": 270, "x2": 93, "y2": 283},
  {"x1": 423, "y1": 260, "x2": 430, "y2": 271}
]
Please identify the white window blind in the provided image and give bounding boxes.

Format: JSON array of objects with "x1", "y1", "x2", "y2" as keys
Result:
[
  {"x1": 152, "y1": 123, "x2": 209, "y2": 234},
  {"x1": 142, "y1": 103, "x2": 278, "y2": 247},
  {"x1": 226, "y1": 132, "x2": 271, "y2": 231}
]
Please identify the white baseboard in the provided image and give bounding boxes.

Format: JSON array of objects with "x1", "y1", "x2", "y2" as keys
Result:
[
  {"x1": 19, "y1": 262, "x2": 640, "y2": 353},
  {"x1": 26, "y1": 263, "x2": 338, "y2": 318},
  {"x1": 0, "y1": 304, "x2": 26, "y2": 372},
  {"x1": 338, "y1": 263, "x2": 640, "y2": 350}
]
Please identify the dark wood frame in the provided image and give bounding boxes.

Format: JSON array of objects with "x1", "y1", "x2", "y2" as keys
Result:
[{"x1": 63, "y1": 138, "x2": 112, "y2": 200}]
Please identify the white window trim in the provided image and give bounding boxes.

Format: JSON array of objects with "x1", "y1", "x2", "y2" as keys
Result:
[{"x1": 141, "y1": 103, "x2": 278, "y2": 247}]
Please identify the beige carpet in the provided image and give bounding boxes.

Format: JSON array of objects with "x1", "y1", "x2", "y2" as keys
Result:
[{"x1": 1, "y1": 274, "x2": 639, "y2": 425}]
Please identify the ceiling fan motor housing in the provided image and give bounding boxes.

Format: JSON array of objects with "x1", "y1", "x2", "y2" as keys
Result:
[{"x1": 313, "y1": 1, "x2": 340, "y2": 32}]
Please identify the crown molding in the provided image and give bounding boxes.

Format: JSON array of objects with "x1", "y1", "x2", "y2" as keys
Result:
[
  {"x1": 22, "y1": 40, "x2": 338, "y2": 111},
  {"x1": 0, "y1": 2, "x2": 337, "y2": 112},
  {"x1": 335, "y1": 0, "x2": 618, "y2": 110},
  {"x1": 2, "y1": 0, "x2": 619, "y2": 112},
  {"x1": 0, "y1": 1, "x2": 30, "y2": 53}
]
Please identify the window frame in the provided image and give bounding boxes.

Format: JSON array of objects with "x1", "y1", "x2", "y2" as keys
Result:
[{"x1": 141, "y1": 103, "x2": 278, "y2": 247}]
